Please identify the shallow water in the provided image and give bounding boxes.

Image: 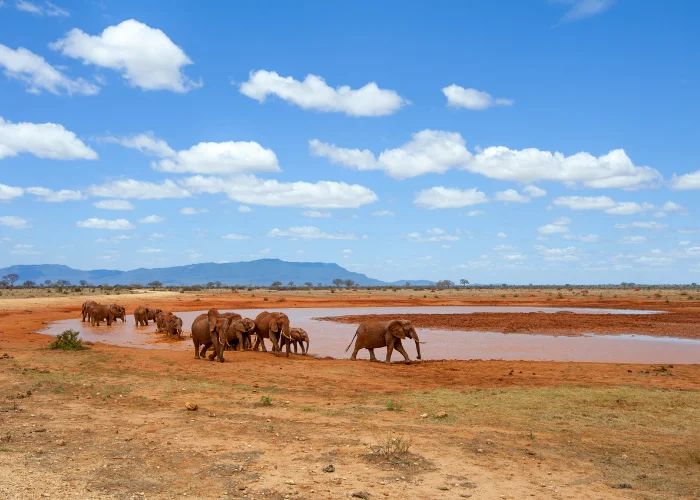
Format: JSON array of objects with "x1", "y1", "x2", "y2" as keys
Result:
[{"x1": 41, "y1": 306, "x2": 700, "y2": 364}]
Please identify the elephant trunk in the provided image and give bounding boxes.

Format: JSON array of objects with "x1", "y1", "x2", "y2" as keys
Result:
[{"x1": 415, "y1": 339, "x2": 422, "y2": 360}]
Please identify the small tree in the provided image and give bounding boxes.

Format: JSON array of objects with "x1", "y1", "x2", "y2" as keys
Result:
[
  {"x1": 44, "y1": 279, "x2": 52, "y2": 287},
  {"x1": 344, "y1": 279, "x2": 355, "y2": 288},
  {"x1": 317, "y1": 282, "x2": 323, "y2": 288},
  {"x1": 332, "y1": 278, "x2": 344, "y2": 287},
  {"x1": 305, "y1": 281, "x2": 313, "y2": 288},
  {"x1": 23, "y1": 280, "x2": 36, "y2": 288},
  {"x1": 436, "y1": 279, "x2": 455, "y2": 288},
  {"x1": 79, "y1": 280, "x2": 88, "y2": 287},
  {"x1": 206, "y1": 281, "x2": 215, "y2": 288},
  {"x1": 56, "y1": 279, "x2": 71, "y2": 289},
  {"x1": 2, "y1": 273, "x2": 19, "y2": 289},
  {"x1": 460, "y1": 279, "x2": 470, "y2": 287},
  {"x1": 404, "y1": 282, "x2": 411, "y2": 287},
  {"x1": 287, "y1": 281, "x2": 295, "y2": 287},
  {"x1": 147, "y1": 281, "x2": 163, "y2": 288},
  {"x1": 271, "y1": 281, "x2": 282, "y2": 288}
]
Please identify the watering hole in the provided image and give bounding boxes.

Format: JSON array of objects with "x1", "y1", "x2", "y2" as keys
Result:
[{"x1": 41, "y1": 306, "x2": 700, "y2": 364}]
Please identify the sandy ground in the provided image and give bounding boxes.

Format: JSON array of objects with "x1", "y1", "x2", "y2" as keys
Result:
[{"x1": 1, "y1": 288, "x2": 699, "y2": 499}]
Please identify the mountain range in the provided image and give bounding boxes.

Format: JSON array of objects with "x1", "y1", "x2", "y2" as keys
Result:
[{"x1": 0, "y1": 259, "x2": 434, "y2": 287}]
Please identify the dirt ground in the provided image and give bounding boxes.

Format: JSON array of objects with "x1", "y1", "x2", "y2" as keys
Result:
[{"x1": 1, "y1": 288, "x2": 699, "y2": 499}]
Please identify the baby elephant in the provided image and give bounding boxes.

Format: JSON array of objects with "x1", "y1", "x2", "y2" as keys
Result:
[
  {"x1": 346, "y1": 319, "x2": 423, "y2": 363},
  {"x1": 163, "y1": 314, "x2": 183, "y2": 338},
  {"x1": 289, "y1": 327, "x2": 310, "y2": 355}
]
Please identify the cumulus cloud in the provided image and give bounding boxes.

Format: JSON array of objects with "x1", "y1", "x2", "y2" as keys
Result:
[
  {"x1": 533, "y1": 245, "x2": 579, "y2": 261},
  {"x1": 239, "y1": 70, "x2": 406, "y2": 117},
  {"x1": 655, "y1": 201, "x2": 688, "y2": 218},
  {"x1": 181, "y1": 174, "x2": 377, "y2": 209},
  {"x1": 465, "y1": 210, "x2": 485, "y2": 217},
  {"x1": 237, "y1": 205, "x2": 252, "y2": 213},
  {"x1": 312, "y1": 130, "x2": 659, "y2": 188},
  {"x1": 76, "y1": 218, "x2": 134, "y2": 230},
  {"x1": 88, "y1": 179, "x2": 191, "y2": 199},
  {"x1": 138, "y1": 215, "x2": 165, "y2": 224},
  {"x1": 106, "y1": 132, "x2": 279, "y2": 175},
  {"x1": 495, "y1": 189, "x2": 530, "y2": 203},
  {"x1": 523, "y1": 185, "x2": 547, "y2": 198},
  {"x1": 614, "y1": 221, "x2": 668, "y2": 230},
  {"x1": 406, "y1": 229, "x2": 460, "y2": 243},
  {"x1": 15, "y1": 1, "x2": 68, "y2": 16},
  {"x1": 268, "y1": 226, "x2": 357, "y2": 240},
  {"x1": 442, "y1": 85, "x2": 513, "y2": 110},
  {"x1": 178, "y1": 207, "x2": 209, "y2": 215},
  {"x1": 10, "y1": 243, "x2": 40, "y2": 255},
  {"x1": 558, "y1": 0, "x2": 616, "y2": 22},
  {"x1": 0, "y1": 183, "x2": 24, "y2": 201},
  {"x1": 413, "y1": 186, "x2": 488, "y2": 209},
  {"x1": 0, "y1": 216, "x2": 31, "y2": 229},
  {"x1": 618, "y1": 236, "x2": 648, "y2": 244},
  {"x1": 671, "y1": 171, "x2": 700, "y2": 190},
  {"x1": 301, "y1": 210, "x2": 331, "y2": 218},
  {"x1": 0, "y1": 44, "x2": 98, "y2": 95},
  {"x1": 26, "y1": 186, "x2": 83, "y2": 202},
  {"x1": 138, "y1": 247, "x2": 162, "y2": 253},
  {"x1": 221, "y1": 233, "x2": 250, "y2": 240},
  {"x1": 0, "y1": 115, "x2": 97, "y2": 160},
  {"x1": 538, "y1": 224, "x2": 570, "y2": 235},
  {"x1": 564, "y1": 233, "x2": 600, "y2": 243},
  {"x1": 371, "y1": 210, "x2": 395, "y2": 217},
  {"x1": 553, "y1": 196, "x2": 654, "y2": 215},
  {"x1": 93, "y1": 199, "x2": 135, "y2": 210},
  {"x1": 497, "y1": 232, "x2": 508, "y2": 239},
  {"x1": 149, "y1": 233, "x2": 166, "y2": 239},
  {"x1": 50, "y1": 19, "x2": 201, "y2": 92}
]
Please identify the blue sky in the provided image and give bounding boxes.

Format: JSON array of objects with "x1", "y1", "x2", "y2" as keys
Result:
[{"x1": 1, "y1": 0, "x2": 699, "y2": 284}]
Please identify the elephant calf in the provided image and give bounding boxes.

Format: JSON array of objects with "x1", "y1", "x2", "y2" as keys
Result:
[
  {"x1": 289, "y1": 327, "x2": 310, "y2": 355},
  {"x1": 346, "y1": 319, "x2": 423, "y2": 363},
  {"x1": 134, "y1": 306, "x2": 163, "y2": 327},
  {"x1": 163, "y1": 314, "x2": 183, "y2": 338}
]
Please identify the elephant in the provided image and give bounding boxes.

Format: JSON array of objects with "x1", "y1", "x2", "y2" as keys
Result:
[
  {"x1": 346, "y1": 319, "x2": 424, "y2": 363},
  {"x1": 112, "y1": 304, "x2": 127, "y2": 323},
  {"x1": 155, "y1": 311, "x2": 169, "y2": 331},
  {"x1": 81, "y1": 300, "x2": 97, "y2": 322},
  {"x1": 289, "y1": 327, "x2": 310, "y2": 355},
  {"x1": 220, "y1": 318, "x2": 257, "y2": 352},
  {"x1": 253, "y1": 311, "x2": 292, "y2": 357},
  {"x1": 163, "y1": 314, "x2": 183, "y2": 338},
  {"x1": 146, "y1": 307, "x2": 163, "y2": 323},
  {"x1": 190, "y1": 308, "x2": 239, "y2": 362},
  {"x1": 134, "y1": 306, "x2": 162, "y2": 326},
  {"x1": 90, "y1": 303, "x2": 122, "y2": 327}
]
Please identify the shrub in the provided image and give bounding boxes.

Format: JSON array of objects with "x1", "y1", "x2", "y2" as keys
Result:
[
  {"x1": 276, "y1": 297, "x2": 286, "y2": 302},
  {"x1": 258, "y1": 395, "x2": 272, "y2": 406},
  {"x1": 371, "y1": 431, "x2": 411, "y2": 460},
  {"x1": 385, "y1": 400, "x2": 403, "y2": 411},
  {"x1": 49, "y1": 330, "x2": 86, "y2": 351}
]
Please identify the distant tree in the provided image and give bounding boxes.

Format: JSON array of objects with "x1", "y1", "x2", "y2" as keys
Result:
[
  {"x1": 2, "y1": 273, "x2": 19, "y2": 289},
  {"x1": 404, "y1": 282, "x2": 411, "y2": 287},
  {"x1": 56, "y1": 279, "x2": 71, "y2": 288},
  {"x1": 436, "y1": 279, "x2": 454, "y2": 288},
  {"x1": 344, "y1": 279, "x2": 355, "y2": 288},
  {"x1": 460, "y1": 279, "x2": 470, "y2": 287},
  {"x1": 206, "y1": 281, "x2": 215, "y2": 288},
  {"x1": 214, "y1": 281, "x2": 222, "y2": 288},
  {"x1": 271, "y1": 281, "x2": 282, "y2": 288},
  {"x1": 317, "y1": 282, "x2": 323, "y2": 288},
  {"x1": 44, "y1": 279, "x2": 52, "y2": 287},
  {"x1": 332, "y1": 278, "x2": 344, "y2": 287},
  {"x1": 287, "y1": 281, "x2": 295, "y2": 287},
  {"x1": 79, "y1": 280, "x2": 88, "y2": 287},
  {"x1": 305, "y1": 282, "x2": 313, "y2": 288},
  {"x1": 147, "y1": 281, "x2": 163, "y2": 288},
  {"x1": 23, "y1": 280, "x2": 36, "y2": 287},
  {"x1": 0, "y1": 280, "x2": 8, "y2": 288}
]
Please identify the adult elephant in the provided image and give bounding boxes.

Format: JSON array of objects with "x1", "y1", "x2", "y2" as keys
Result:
[
  {"x1": 90, "y1": 304, "x2": 122, "y2": 327},
  {"x1": 146, "y1": 307, "x2": 162, "y2": 323},
  {"x1": 163, "y1": 314, "x2": 183, "y2": 338},
  {"x1": 221, "y1": 318, "x2": 256, "y2": 352},
  {"x1": 190, "y1": 309, "x2": 240, "y2": 362},
  {"x1": 82, "y1": 300, "x2": 97, "y2": 322},
  {"x1": 155, "y1": 311, "x2": 169, "y2": 331},
  {"x1": 113, "y1": 305, "x2": 127, "y2": 323},
  {"x1": 289, "y1": 327, "x2": 310, "y2": 355},
  {"x1": 134, "y1": 306, "x2": 149, "y2": 326},
  {"x1": 345, "y1": 319, "x2": 424, "y2": 363},
  {"x1": 253, "y1": 311, "x2": 291, "y2": 357}
]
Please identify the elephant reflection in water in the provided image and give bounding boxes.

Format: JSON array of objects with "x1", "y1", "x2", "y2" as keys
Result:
[{"x1": 346, "y1": 319, "x2": 424, "y2": 363}]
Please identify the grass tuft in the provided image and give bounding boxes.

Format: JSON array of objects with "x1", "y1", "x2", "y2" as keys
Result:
[{"x1": 49, "y1": 330, "x2": 87, "y2": 351}]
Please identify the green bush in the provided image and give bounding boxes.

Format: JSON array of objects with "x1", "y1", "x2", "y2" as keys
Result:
[{"x1": 49, "y1": 330, "x2": 86, "y2": 351}]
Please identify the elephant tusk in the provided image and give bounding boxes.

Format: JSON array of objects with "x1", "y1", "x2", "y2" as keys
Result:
[{"x1": 417, "y1": 341, "x2": 427, "y2": 344}]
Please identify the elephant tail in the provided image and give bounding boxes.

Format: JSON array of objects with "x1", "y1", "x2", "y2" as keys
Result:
[{"x1": 345, "y1": 329, "x2": 359, "y2": 353}]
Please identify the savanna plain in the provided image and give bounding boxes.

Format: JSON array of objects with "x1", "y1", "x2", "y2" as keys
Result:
[{"x1": 1, "y1": 287, "x2": 699, "y2": 499}]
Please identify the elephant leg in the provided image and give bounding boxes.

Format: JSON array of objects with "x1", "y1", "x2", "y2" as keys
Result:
[
  {"x1": 385, "y1": 343, "x2": 394, "y2": 363},
  {"x1": 394, "y1": 341, "x2": 411, "y2": 364},
  {"x1": 368, "y1": 348, "x2": 379, "y2": 362},
  {"x1": 269, "y1": 332, "x2": 281, "y2": 354},
  {"x1": 200, "y1": 343, "x2": 209, "y2": 358},
  {"x1": 292, "y1": 341, "x2": 298, "y2": 354},
  {"x1": 194, "y1": 341, "x2": 201, "y2": 359}
]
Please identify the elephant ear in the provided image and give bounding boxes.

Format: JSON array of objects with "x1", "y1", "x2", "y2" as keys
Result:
[
  {"x1": 207, "y1": 308, "x2": 220, "y2": 333},
  {"x1": 270, "y1": 320, "x2": 279, "y2": 333},
  {"x1": 232, "y1": 321, "x2": 246, "y2": 333},
  {"x1": 387, "y1": 320, "x2": 407, "y2": 339}
]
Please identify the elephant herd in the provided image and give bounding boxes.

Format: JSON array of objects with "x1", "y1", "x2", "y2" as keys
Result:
[
  {"x1": 79, "y1": 302, "x2": 424, "y2": 363},
  {"x1": 192, "y1": 308, "x2": 310, "y2": 363}
]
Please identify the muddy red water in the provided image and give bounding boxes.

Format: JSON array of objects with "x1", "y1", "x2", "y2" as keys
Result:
[{"x1": 41, "y1": 306, "x2": 700, "y2": 363}]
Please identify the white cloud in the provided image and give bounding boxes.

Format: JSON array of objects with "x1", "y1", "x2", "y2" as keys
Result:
[
  {"x1": 0, "y1": 44, "x2": 98, "y2": 95},
  {"x1": 0, "y1": 183, "x2": 24, "y2": 201},
  {"x1": 221, "y1": 233, "x2": 250, "y2": 240},
  {"x1": 312, "y1": 130, "x2": 658, "y2": 188},
  {"x1": 534, "y1": 246, "x2": 578, "y2": 261},
  {"x1": 10, "y1": 243, "x2": 40, "y2": 255},
  {"x1": 497, "y1": 232, "x2": 508, "y2": 239},
  {"x1": 181, "y1": 174, "x2": 377, "y2": 209},
  {"x1": 240, "y1": 70, "x2": 406, "y2": 117},
  {"x1": 149, "y1": 233, "x2": 166, "y2": 239},
  {"x1": 97, "y1": 251, "x2": 119, "y2": 261},
  {"x1": 680, "y1": 241, "x2": 690, "y2": 246},
  {"x1": 441, "y1": 244, "x2": 452, "y2": 249},
  {"x1": 406, "y1": 229, "x2": 460, "y2": 243},
  {"x1": 16, "y1": 1, "x2": 68, "y2": 16},
  {"x1": 238, "y1": 205, "x2": 252, "y2": 213},
  {"x1": 614, "y1": 221, "x2": 668, "y2": 230},
  {"x1": 178, "y1": 207, "x2": 209, "y2": 215},
  {"x1": 671, "y1": 170, "x2": 700, "y2": 190},
  {"x1": 138, "y1": 215, "x2": 165, "y2": 224},
  {"x1": 0, "y1": 115, "x2": 97, "y2": 160},
  {"x1": 88, "y1": 179, "x2": 191, "y2": 199},
  {"x1": 301, "y1": 210, "x2": 332, "y2": 219},
  {"x1": 553, "y1": 196, "x2": 654, "y2": 215},
  {"x1": 26, "y1": 186, "x2": 83, "y2": 202},
  {"x1": 495, "y1": 189, "x2": 530, "y2": 203},
  {"x1": 311, "y1": 130, "x2": 470, "y2": 180},
  {"x1": 371, "y1": 210, "x2": 395, "y2": 217},
  {"x1": 553, "y1": 217, "x2": 572, "y2": 225},
  {"x1": 95, "y1": 234, "x2": 130, "y2": 244},
  {"x1": 0, "y1": 216, "x2": 31, "y2": 229},
  {"x1": 442, "y1": 85, "x2": 513, "y2": 110},
  {"x1": 50, "y1": 19, "x2": 201, "y2": 92},
  {"x1": 93, "y1": 199, "x2": 135, "y2": 210},
  {"x1": 633, "y1": 256, "x2": 673, "y2": 266},
  {"x1": 268, "y1": 226, "x2": 357, "y2": 240},
  {"x1": 538, "y1": 224, "x2": 570, "y2": 235},
  {"x1": 655, "y1": 201, "x2": 688, "y2": 218},
  {"x1": 503, "y1": 253, "x2": 526, "y2": 261},
  {"x1": 414, "y1": 186, "x2": 488, "y2": 209},
  {"x1": 558, "y1": 0, "x2": 616, "y2": 22},
  {"x1": 138, "y1": 247, "x2": 162, "y2": 253},
  {"x1": 523, "y1": 185, "x2": 547, "y2": 198},
  {"x1": 564, "y1": 233, "x2": 599, "y2": 243},
  {"x1": 465, "y1": 210, "x2": 485, "y2": 217},
  {"x1": 103, "y1": 133, "x2": 175, "y2": 157},
  {"x1": 426, "y1": 228, "x2": 446, "y2": 235},
  {"x1": 618, "y1": 236, "x2": 648, "y2": 244},
  {"x1": 76, "y1": 218, "x2": 134, "y2": 230}
]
